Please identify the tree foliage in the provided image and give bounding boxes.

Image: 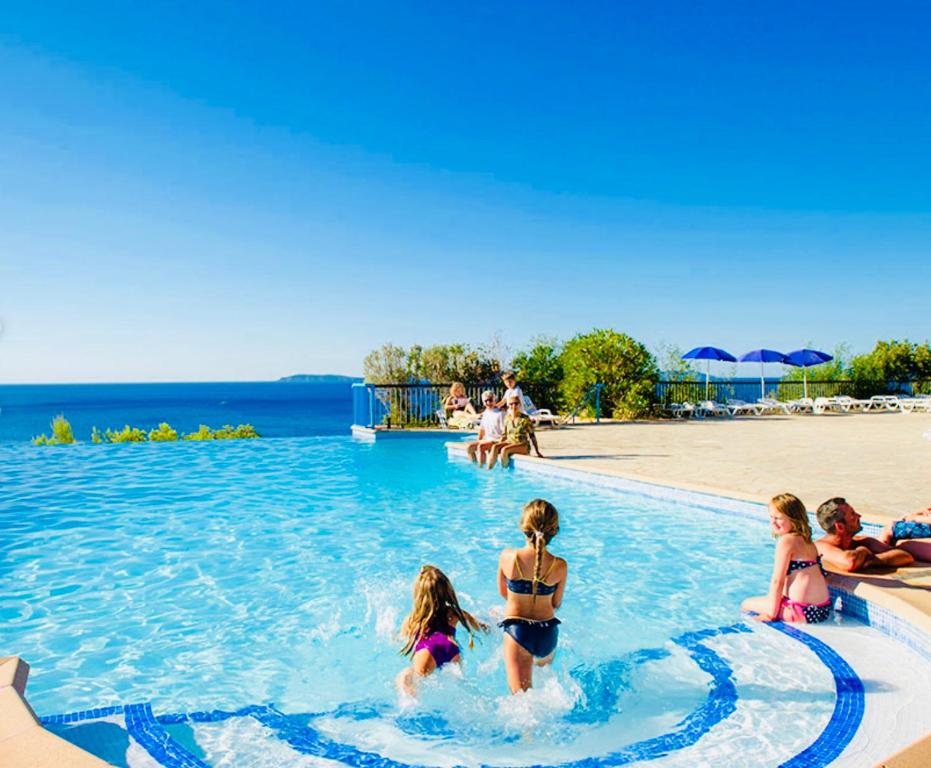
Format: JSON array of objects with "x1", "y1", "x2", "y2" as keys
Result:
[
  {"x1": 511, "y1": 337, "x2": 564, "y2": 411},
  {"x1": 363, "y1": 342, "x2": 501, "y2": 384},
  {"x1": 559, "y1": 329, "x2": 658, "y2": 419},
  {"x1": 850, "y1": 339, "x2": 931, "y2": 384}
]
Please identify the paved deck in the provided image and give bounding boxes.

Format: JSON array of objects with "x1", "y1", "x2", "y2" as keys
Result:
[{"x1": 531, "y1": 411, "x2": 931, "y2": 522}]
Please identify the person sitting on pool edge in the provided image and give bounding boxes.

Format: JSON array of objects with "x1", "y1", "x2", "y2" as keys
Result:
[
  {"x1": 486, "y1": 394, "x2": 543, "y2": 469},
  {"x1": 465, "y1": 391, "x2": 505, "y2": 465},
  {"x1": 495, "y1": 371, "x2": 524, "y2": 411},
  {"x1": 878, "y1": 506, "x2": 931, "y2": 562},
  {"x1": 741, "y1": 493, "x2": 832, "y2": 623},
  {"x1": 814, "y1": 497, "x2": 914, "y2": 572}
]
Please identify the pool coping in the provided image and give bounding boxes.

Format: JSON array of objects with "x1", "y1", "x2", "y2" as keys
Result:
[
  {"x1": 0, "y1": 656, "x2": 109, "y2": 767},
  {"x1": 446, "y1": 441, "x2": 931, "y2": 767}
]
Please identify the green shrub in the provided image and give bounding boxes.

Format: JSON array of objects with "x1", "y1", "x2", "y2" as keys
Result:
[
  {"x1": 559, "y1": 329, "x2": 657, "y2": 419},
  {"x1": 511, "y1": 337, "x2": 564, "y2": 411},
  {"x1": 33, "y1": 414, "x2": 76, "y2": 445},
  {"x1": 105, "y1": 425, "x2": 148, "y2": 443},
  {"x1": 182, "y1": 424, "x2": 216, "y2": 441},
  {"x1": 148, "y1": 423, "x2": 179, "y2": 442},
  {"x1": 213, "y1": 424, "x2": 259, "y2": 439}
]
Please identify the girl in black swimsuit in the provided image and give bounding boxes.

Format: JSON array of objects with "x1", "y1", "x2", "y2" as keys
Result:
[{"x1": 497, "y1": 499, "x2": 568, "y2": 692}]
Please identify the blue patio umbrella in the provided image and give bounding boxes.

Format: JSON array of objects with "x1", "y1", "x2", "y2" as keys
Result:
[
  {"x1": 738, "y1": 349, "x2": 789, "y2": 400},
  {"x1": 681, "y1": 346, "x2": 737, "y2": 397},
  {"x1": 784, "y1": 348, "x2": 834, "y2": 400}
]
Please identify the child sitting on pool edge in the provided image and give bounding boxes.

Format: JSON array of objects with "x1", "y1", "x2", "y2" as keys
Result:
[
  {"x1": 741, "y1": 493, "x2": 832, "y2": 624},
  {"x1": 396, "y1": 565, "x2": 488, "y2": 697}
]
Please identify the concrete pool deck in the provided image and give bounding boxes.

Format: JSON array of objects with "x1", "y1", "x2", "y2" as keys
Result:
[{"x1": 528, "y1": 411, "x2": 931, "y2": 522}]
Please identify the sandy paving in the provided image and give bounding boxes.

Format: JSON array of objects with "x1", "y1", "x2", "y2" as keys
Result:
[{"x1": 530, "y1": 411, "x2": 931, "y2": 523}]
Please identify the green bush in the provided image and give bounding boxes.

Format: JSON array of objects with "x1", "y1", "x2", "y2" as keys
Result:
[
  {"x1": 182, "y1": 424, "x2": 216, "y2": 441},
  {"x1": 213, "y1": 424, "x2": 260, "y2": 439},
  {"x1": 559, "y1": 329, "x2": 657, "y2": 419},
  {"x1": 181, "y1": 424, "x2": 260, "y2": 440},
  {"x1": 33, "y1": 414, "x2": 76, "y2": 445},
  {"x1": 511, "y1": 337, "x2": 564, "y2": 411},
  {"x1": 104, "y1": 425, "x2": 148, "y2": 443},
  {"x1": 149, "y1": 423, "x2": 179, "y2": 442}
]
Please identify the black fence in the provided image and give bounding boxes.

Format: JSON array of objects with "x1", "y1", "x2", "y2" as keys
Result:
[{"x1": 353, "y1": 383, "x2": 502, "y2": 428}]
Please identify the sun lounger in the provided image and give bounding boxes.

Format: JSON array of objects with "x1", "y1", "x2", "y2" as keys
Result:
[
  {"x1": 657, "y1": 402, "x2": 694, "y2": 418},
  {"x1": 898, "y1": 397, "x2": 931, "y2": 413},
  {"x1": 787, "y1": 397, "x2": 815, "y2": 414},
  {"x1": 757, "y1": 398, "x2": 791, "y2": 415},
  {"x1": 812, "y1": 397, "x2": 846, "y2": 414},
  {"x1": 522, "y1": 396, "x2": 560, "y2": 428},
  {"x1": 726, "y1": 399, "x2": 763, "y2": 417},
  {"x1": 865, "y1": 395, "x2": 902, "y2": 412},
  {"x1": 697, "y1": 400, "x2": 732, "y2": 418}
]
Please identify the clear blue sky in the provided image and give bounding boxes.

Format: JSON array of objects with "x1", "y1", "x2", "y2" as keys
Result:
[{"x1": 1, "y1": 2, "x2": 929, "y2": 382}]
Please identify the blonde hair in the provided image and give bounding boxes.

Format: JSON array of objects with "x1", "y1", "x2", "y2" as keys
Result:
[
  {"x1": 770, "y1": 493, "x2": 813, "y2": 542},
  {"x1": 449, "y1": 382, "x2": 466, "y2": 397},
  {"x1": 519, "y1": 499, "x2": 560, "y2": 601},
  {"x1": 399, "y1": 565, "x2": 486, "y2": 656}
]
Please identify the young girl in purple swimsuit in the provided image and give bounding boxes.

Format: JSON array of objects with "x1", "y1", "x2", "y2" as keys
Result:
[
  {"x1": 396, "y1": 565, "x2": 488, "y2": 697},
  {"x1": 742, "y1": 493, "x2": 832, "y2": 624}
]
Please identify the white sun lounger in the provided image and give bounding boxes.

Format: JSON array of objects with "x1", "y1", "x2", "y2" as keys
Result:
[
  {"x1": 698, "y1": 400, "x2": 732, "y2": 418},
  {"x1": 522, "y1": 396, "x2": 560, "y2": 427},
  {"x1": 726, "y1": 399, "x2": 763, "y2": 417},
  {"x1": 757, "y1": 398, "x2": 791, "y2": 415},
  {"x1": 787, "y1": 397, "x2": 815, "y2": 414}
]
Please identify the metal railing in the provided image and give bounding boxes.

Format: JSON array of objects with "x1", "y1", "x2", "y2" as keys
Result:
[
  {"x1": 352, "y1": 383, "x2": 502, "y2": 429},
  {"x1": 351, "y1": 382, "x2": 605, "y2": 429}
]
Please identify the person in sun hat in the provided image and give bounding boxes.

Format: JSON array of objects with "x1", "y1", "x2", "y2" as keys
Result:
[
  {"x1": 486, "y1": 394, "x2": 543, "y2": 469},
  {"x1": 814, "y1": 497, "x2": 914, "y2": 572},
  {"x1": 465, "y1": 390, "x2": 505, "y2": 465}
]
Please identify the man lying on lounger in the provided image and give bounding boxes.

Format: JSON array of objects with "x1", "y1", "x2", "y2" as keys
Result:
[{"x1": 814, "y1": 497, "x2": 914, "y2": 572}]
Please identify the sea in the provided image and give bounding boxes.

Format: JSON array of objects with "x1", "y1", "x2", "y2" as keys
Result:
[{"x1": 0, "y1": 382, "x2": 355, "y2": 444}]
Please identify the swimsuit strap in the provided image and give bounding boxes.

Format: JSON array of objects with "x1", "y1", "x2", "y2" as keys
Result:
[
  {"x1": 513, "y1": 552, "x2": 556, "y2": 582},
  {"x1": 512, "y1": 553, "x2": 525, "y2": 579}
]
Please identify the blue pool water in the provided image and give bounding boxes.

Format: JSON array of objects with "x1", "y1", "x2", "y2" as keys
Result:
[
  {"x1": 0, "y1": 381, "x2": 354, "y2": 443},
  {"x1": 2, "y1": 435, "x2": 844, "y2": 766}
]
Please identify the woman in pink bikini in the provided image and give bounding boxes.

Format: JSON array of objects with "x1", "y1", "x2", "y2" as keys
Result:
[
  {"x1": 742, "y1": 493, "x2": 832, "y2": 623},
  {"x1": 396, "y1": 565, "x2": 488, "y2": 697}
]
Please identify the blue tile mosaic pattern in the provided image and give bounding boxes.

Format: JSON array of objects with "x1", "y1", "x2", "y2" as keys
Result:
[
  {"x1": 768, "y1": 622, "x2": 865, "y2": 768},
  {"x1": 43, "y1": 620, "x2": 861, "y2": 768},
  {"x1": 41, "y1": 705, "x2": 124, "y2": 725},
  {"x1": 831, "y1": 586, "x2": 931, "y2": 663},
  {"x1": 123, "y1": 703, "x2": 210, "y2": 768}
]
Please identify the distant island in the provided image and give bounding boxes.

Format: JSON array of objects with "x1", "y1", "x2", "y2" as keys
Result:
[{"x1": 277, "y1": 374, "x2": 362, "y2": 383}]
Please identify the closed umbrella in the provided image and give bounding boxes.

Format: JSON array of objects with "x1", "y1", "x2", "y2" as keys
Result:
[
  {"x1": 784, "y1": 349, "x2": 834, "y2": 400},
  {"x1": 681, "y1": 346, "x2": 737, "y2": 398},
  {"x1": 738, "y1": 349, "x2": 788, "y2": 400}
]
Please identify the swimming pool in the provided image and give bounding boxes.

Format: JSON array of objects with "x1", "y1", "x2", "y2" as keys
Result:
[{"x1": 3, "y1": 436, "x2": 930, "y2": 766}]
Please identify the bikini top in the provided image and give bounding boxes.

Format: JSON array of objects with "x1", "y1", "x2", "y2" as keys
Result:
[
  {"x1": 505, "y1": 554, "x2": 559, "y2": 596},
  {"x1": 787, "y1": 555, "x2": 827, "y2": 577}
]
